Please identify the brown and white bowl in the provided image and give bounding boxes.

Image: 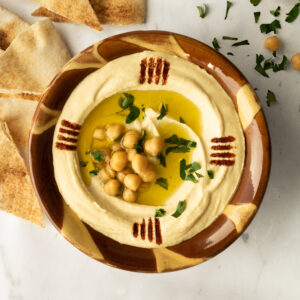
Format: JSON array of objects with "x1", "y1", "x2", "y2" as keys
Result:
[{"x1": 28, "y1": 31, "x2": 270, "y2": 273}]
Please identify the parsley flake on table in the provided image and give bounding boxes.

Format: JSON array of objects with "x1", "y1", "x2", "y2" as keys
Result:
[
  {"x1": 285, "y1": 3, "x2": 300, "y2": 23},
  {"x1": 250, "y1": 0, "x2": 261, "y2": 6},
  {"x1": 171, "y1": 200, "x2": 186, "y2": 218},
  {"x1": 254, "y1": 11, "x2": 261, "y2": 23},
  {"x1": 197, "y1": 4, "x2": 207, "y2": 18},
  {"x1": 223, "y1": 36, "x2": 238, "y2": 41},
  {"x1": 155, "y1": 177, "x2": 168, "y2": 190},
  {"x1": 155, "y1": 208, "x2": 166, "y2": 218},
  {"x1": 270, "y1": 6, "x2": 281, "y2": 17},
  {"x1": 225, "y1": 1, "x2": 233, "y2": 19},
  {"x1": 212, "y1": 37, "x2": 220, "y2": 51},
  {"x1": 232, "y1": 40, "x2": 250, "y2": 47},
  {"x1": 157, "y1": 104, "x2": 168, "y2": 120},
  {"x1": 227, "y1": 52, "x2": 234, "y2": 56},
  {"x1": 260, "y1": 20, "x2": 281, "y2": 34},
  {"x1": 266, "y1": 90, "x2": 277, "y2": 107}
]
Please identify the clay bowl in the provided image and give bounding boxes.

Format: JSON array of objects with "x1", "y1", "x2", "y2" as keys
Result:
[{"x1": 28, "y1": 31, "x2": 270, "y2": 273}]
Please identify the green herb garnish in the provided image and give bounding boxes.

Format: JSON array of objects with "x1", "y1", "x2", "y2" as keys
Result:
[
  {"x1": 212, "y1": 38, "x2": 220, "y2": 51},
  {"x1": 250, "y1": 0, "x2": 261, "y2": 6},
  {"x1": 225, "y1": 1, "x2": 233, "y2": 19},
  {"x1": 254, "y1": 11, "x2": 260, "y2": 23},
  {"x1": 260, "y1": 20, "x2": 281, "y2": 34},
  {"x1": 155, "y1": 177, "x2": 168, "y2": 190},
  {"x1": 80, "y1": 161, "x2": 88, "y2": 167},
  {"x1": 255, "y1": 54, "x2": 288, "y2": 77},
  {"x1": 171, "y1": 200, "x2": 186, "y2": 218},
  {"x1": 118, "y1": 185, "x2": 124, "y2": 195},
  {"x1": 255, "y1": 54, "x2": 269, "y2": 78},
  {"x1": 266, "y1": 90, "x2": 277, "y2": 107},
  {"x1": 134, "y1": 130, "x2": 146, "y2": 154},
  {"x1": 180, "y1": 159, "x2": 202, "y2": 183},
  {"x1": 232, "y1": 40, "x2": 250, "y2": 47},
  {"x1": 270, "y1": 6, "x2": 280, "y2": 17},
  {"x1": 119, "y1": 93, "x2": 134, "y2": 109},
  {"x1": 155, "y1": 208, "x2": 166, "y2": 218},
  {"x1": 285, "y1": 3, "x2": 300, "y2": 23},
  {"x1": 227, "y1": 52, "x2": 234, "y2": 56},
  {"x1": 179, "y1": 117, "x2": 186, "y2": 124},
  {"x1": 114, "y1": 133, "x2": 124, "y2": 142},
  {"x1": 207, "y1": 170, "x2": 214, "y2": 179},
  {"x1": 157, "y1": 104, "x2": 168, "y2": 120},
  {"x1": 157, "y1": 153, "x2": 166, "y2": 167},
  {"x1": 90, "y1": 150, "x2": 104, "y2": 162},
  {"x1": 126, "y1": 105, "x2": 140, "y2": 124},
  {"x1": 222, "y1": 36, "x2": 238, "y2": 41},
  {"x1": 197, "y1": 4, "x2": 207, "y2": 18},
  {"x1": 272, "y1": 55, "x2": 288, "y2": 72},
  {"x1": 165, "y1": 135, "x2": 196, "y2": 155},
  {"x1": 89, "y1": 169, "x2": 99, "y2": 176},
  {"x1": 273, "y1": 51, "x2": 277, "y2": 57}
]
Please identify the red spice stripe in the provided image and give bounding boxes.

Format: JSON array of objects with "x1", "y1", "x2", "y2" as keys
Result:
[
  {"x1": 211, "y1": 145, "x2": 233, "y2": 150},
  {"x1": 210, "y1": 152, "x2": 236, "y2": 158},
  {"x1": 162, "y1": 60, "x2": 170, "y2": 85},
  {"x1": 59, "y1": 128, "x2": 79, "y2": 136},
  {"x1": 211, "y1": 136, "x2": 235, "y2": 143},
  {"x1": 133, "y1": 223, "x2": 139, "y2": 238},
  {"x1": 147, "y1": 57, "x2": 156, "y2": 84},
  {"x1": 148, "y1": 218, "x2": 153, "y2": 242},
  {"x1": 155, "y1": 57, "x2": 163, "y2": 84},
  {"x1": 55, "y1": 142, "x2": 77, "y2": 151},
  {"x1": 57, "y1": 135, "x2": 77, "y2": 144},
  {"x1": 210, "y1": 160, "x2": 235, "y2": 166},
  {"x1": 61, "y1": 119, "x2": 81, "y2": 130},
  {"x1": 140, "y1": 58, "x2": 147, "y2": 84},
  {"x1": 140, "y1": 218, "x2": 146, "y2": 240},
  {"x1": 155, "y1": 218, "x2": 162, "y2": 245}
]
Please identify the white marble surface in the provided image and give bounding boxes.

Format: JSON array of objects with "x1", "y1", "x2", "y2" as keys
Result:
[{"x1": 0, "y1": 0, "x2": 300, "y2": 299}]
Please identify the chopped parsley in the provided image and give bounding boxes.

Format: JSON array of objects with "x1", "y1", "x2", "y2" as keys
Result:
[
  {"x1": 212, "y1": 37, "x2": 220, "y2": 51},
  {"x1": 223, "y1": 36, "x2": 238, "y2": 41},
  {"x1": 260, "y1": 20, "x2": 281, "y2": 34},
  {"x1": 165, "y1": 135, "x2": 196, "y2": 155},
  {"x1": 155, "y1": 208, "x2": 166, "y2": 218},
  {"x1": 227, "y1": 52, "x2": 234, "y2": 56},
  {"x1": 255, "y1": 54, "x2": 269, "y2": 77},
  {"x1": 254, "y1": 11, "x2": 261, "y2": 23},
  {"x1": 285, "y1": 3, "x2": 300, "y2": 23},
  {"x1": 155, "y1": 177, "x2": 168, "y2": 190},
  {"x1": 197, "y1": 4, "x2": 207, "y2": 18},
  {"x1": 134, "y1": 130, "x2": 146, "y2": 154},
  {"x1": 118, "y1": 93, "x2": 140, "y2": 124},
  {"x1": 250, "y1": 0, "x2": 261, "y2": 6},
  {"x1": 126, "y1": 105, "x2": 140, "y2": 124},
  {"x1": 207, "y1": 170, "x2": 214, "y2": 179},
  {"x1": 79, "y1": 161, "x2": 88, "y2": 167},
  {"x1": 255, "y1": 54, "x2": 288, "y2": 77},
  {"x1": 225, "y1": 1, "x2": 233, "y2": 20},
  {"x1": 157, "y1": 153, "x2": 166, "y2": 167},
  {"x1": 172, "y1": 200, "x2": 186, "y2": 218},
  {"x1": 180, "y1": 159, "x2": 202, "y2": 183},
  {"x1": 179, "y1": 116, "x2": 186, "y2": 124},
  {"x1": 89, "y1": 168, "x2": 99, "y2": 176},
  {"x1": 118, "y1": 185, "x2": 124, "y2": 195},
  {"x1": 90, "y1": 150, "x2": 104, "y2": 162},
  {"x1": 114, "y1": 133, "x2": 124, "y2": 142},
  {"x1": 157, "y1": 104, "x2": 168, "y2": 120},
  {"x1": 266, "y1": 90, "x2": 277, "y2": 107},
  {"x1": 118, "y1": 93, "x2": 134, "y2": 109},
  {"x1": 270, "y1": 6, "x2": 281, "y2": 17},
  {"x1": 273, "y1": 51, "x2": 277, "y2": 57},
  {"x1": 232, "y1": 40, "x2": 250, "y2": 47}
]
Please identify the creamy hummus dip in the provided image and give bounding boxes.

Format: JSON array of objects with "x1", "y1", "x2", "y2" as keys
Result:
[{"x1": 53, "y1": 51, "x2": 245, "y2": 248}]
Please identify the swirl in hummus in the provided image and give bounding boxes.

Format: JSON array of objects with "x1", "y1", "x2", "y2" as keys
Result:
[{"x1": 53, "y1": 51, "x2": 245, "y2": 248}]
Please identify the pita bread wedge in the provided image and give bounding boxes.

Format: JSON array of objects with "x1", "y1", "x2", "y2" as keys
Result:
[
  {"x1": 32, "y1": 6, "x2": 71, "y2": 23},
  {"x1": 0, "y1": 5, "x2": 29, "y2": 50},
  {"x1": 0, "y1": 19, "x2": 71, "y2": 94},
  {"x1": 0, "y1": 122, "x2": 44, "y2": 227},
  {"x1": 32, "y1": 0, "x2": 102, "y2": 31}
]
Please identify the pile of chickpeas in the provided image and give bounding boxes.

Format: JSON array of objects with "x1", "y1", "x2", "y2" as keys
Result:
[{"x1": 92, "y1": 124, "x2": 164, "y2": 203}]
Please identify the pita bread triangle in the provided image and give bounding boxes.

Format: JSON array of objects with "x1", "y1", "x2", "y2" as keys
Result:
[
  {"x1": 32, "y1": 0, "x2": 102, "y2": 31},
  {"x1": 0, "y1": 5, "x2": 29, "y2": 50},
  {"x1": 0, "y1": 122, "x2": 44, "y2": 227}
]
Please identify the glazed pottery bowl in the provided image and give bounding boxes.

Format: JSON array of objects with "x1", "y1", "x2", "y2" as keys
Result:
[{"x1": 29, "y1": 31, "x2": 270, "y2": 273}]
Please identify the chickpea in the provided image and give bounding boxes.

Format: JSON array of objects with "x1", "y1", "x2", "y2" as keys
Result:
[
  {"x1": 132, "y1": 154, "x2": 149, "y2": 173},
  {"x1": 106, "y1": 165, "x2": 116, "y2": 178},
  {"x1": 106, "y1": 124, "x2": 125, "y2": 141},
  {"x1": 99, "y1": 168, "x2": 112, "y2": 181},
  {"x1": 144, "y1": 136, "x2": 164, "y2": 156},
  {"x1": 123, "y1": 188, "x2": 137, "y2": 203},
  {"x1": 122, "y1": 130, "x2": 140, "y2": 149},
  {"x1": 110, "y1": 150, "x2": 128, "y2": 172},
  {"x1": 264, "y1": 36, "x2": 280, "y2": 52},
  {"x1": 124, "y1": 174, "x2": 142, "y2": 191},
  {"x1": 111, "y1": 142, "x2": 122, "y2": 152},
  {"x1": 104, "y1": 179, "x2": 121, "y2": 196},
  {"x1": 291, "y1": 53, "x2": 300, "y2": 70},
  {"x1": 127, "y1": 148, "x2": 137, "y2": 162},
  {"x1": 139, "y1": 164, "x2": 156, "y2": 183},
  {"x1": 93, "y1": 128, "x2": 106, "y2": 140},
  {"x1": 117, "y1": 168, "x2": 133, "y2": 183}
]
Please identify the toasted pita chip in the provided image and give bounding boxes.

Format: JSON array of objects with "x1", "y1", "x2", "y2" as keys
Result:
[
  {"x1": 32, "y1": 6, "x2": 71, "y2": 23},
  {"x1": 32, "y1": 0, "x2": 102, "y2": 31},
  {"x1": 0, "y1": 97, "x2": 37, "y2": 146},
  {"x1": 0, "y1": 5, "x2": 29, "y2": 50},
  {"x1": 0, "y1": 122, "x2": 44, "y2": 227},
  {"x1": 0, "y1": 19, "x2": 71, "y2": 94}
]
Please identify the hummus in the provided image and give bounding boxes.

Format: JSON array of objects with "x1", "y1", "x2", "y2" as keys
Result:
[{"x1": 53, "y1": 51, "x2": 245, "y2": 248}]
